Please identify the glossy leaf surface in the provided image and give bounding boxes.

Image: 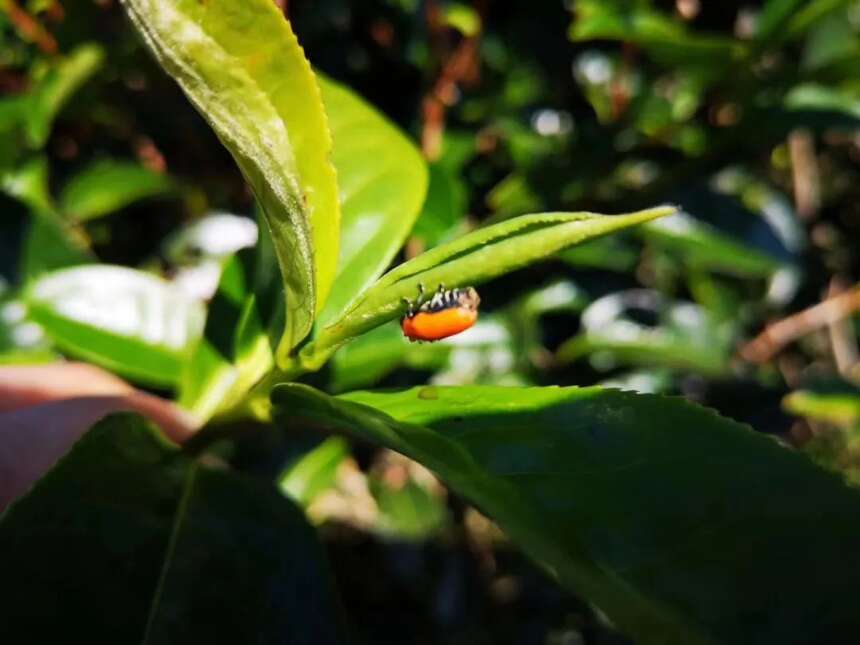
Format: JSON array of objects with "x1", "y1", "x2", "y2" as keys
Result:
[
  {"x1": 302, "y1": 206, "x2": 674, "y2": 369},
  {"x1": 120, "y1": 0, "x2": 340, "y2": 359},
  {"x1": 273, "y1": 383, "x2": 860, "y2": 644},
  {"x1": 316, "y1": 75, "x2": 428, "y2": 328},
  {"x1": 26, "y1": 265, "x2": 204, "y2": 386}
]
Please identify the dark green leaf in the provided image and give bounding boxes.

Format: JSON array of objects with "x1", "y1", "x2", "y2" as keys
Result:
[
  {"x1": 0, "y1": 413, "x2": 345, "y2": 644},
  {"x1": 642, "y1": 209, "x2": 786, "y2": 278},
  {"x1": 273, "y1": 383, "x2": 860, "y2": 644},
  {"x1": 756, "y1": 0, "x2": 809, "y2": 43},
  {"x1": 569, "y1": 1, "x2": 742, "y2": 72}
]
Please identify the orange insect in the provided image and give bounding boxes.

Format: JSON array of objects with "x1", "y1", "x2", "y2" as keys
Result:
[{"x1": 401, "y1": 284, "x2": 481, "y2": 342}]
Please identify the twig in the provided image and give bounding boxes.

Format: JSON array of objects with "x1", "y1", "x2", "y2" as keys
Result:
[
  {"x1": 789, "y1": 128, "x2": 820, "y2": 220},
  {"x1": 420, "y1": 0, "x2": 485, "y2": 160},
  {"x1": 826, "y1": 277, "x2": 860, "y2": 378},
  {"x1": 740, "y1": 284, "x2": 860, "y2": 364},
  {"x1": 3, "y1": 0, "x2": 58, "y2": 55}
]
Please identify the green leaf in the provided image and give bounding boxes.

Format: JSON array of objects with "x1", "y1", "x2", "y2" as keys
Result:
[
  {"x1": 442, "y1": 3, "x2": 481, "y2": 37},
  {"x1": 641, "y1": 210, "x2": 784, "y2": 277},
  {"x1": 0, "y1": 413, "x2": 345, "y2": 643},
  {"x1": 25, "y1": 43, "x2": 105, "y2": 148},
  {"x1": 329, "y1": 321, "x2": 451, "y2": 393},
  {"x1": 784, "y1": 380, "x2": 860, "y2": 485},
  {"x1": 802, "y1": 10, "x2": 860, "y2": 70},
  {"x1": 120, "y1": 0, "x2": 340, "y2": 360},
  {"x1": 301, "y1": 206, "x2": 674, "y2": 370},
  {"x1": 785, "y1": 0, "x2": 859, "y2": 41},
  {"x1": 1, "y1": 156, "x2": 55, "y2": 215},
  {"x1": 59, "y1": 159, "x2": 176, "y2": 221},
  {"x1": 279, "y1": 436, "x2": 349, "y2": 507},
  {"x1": 411, "y1": 163, "x2": 468, "y2": 248},
  {"x1": 26, "y1": 265, "x2": 205, "y2": 386},
  {"x1": 370, "y1": 473, "x2": 449, "y2": 541},
  {"x1": 568, "y1": 1, "x2": 741, "y2": 72},
  {"x1": 784, "y1": 380, "x2": 860, "y2": 427},
  {"x1": 3, "y1": 157, "x2": 93, "y2": 279},
  {"x1": 756, "y1": 0, "x2": 810, "y2": 44},
  {"x1": 556, "y1": 290, "x2": 735, "y2": 376},
  {"x1": 315, "y1": 75, "x2": 428, "y2": 329},
  {"x1": 273, "y1": 383, "x2": 860, "y2": 644},
  {"x1": 784, "y1": 83, "x2": 860, "y2": 121},
  {"x1": 21, "y1": 216, "x2": 92, "y2": 280},
  {"x1": 179, "y1": 252, "x2": 274, "y2": 421},
  {"x1": 557, "y1": 235, "x2": 639, "y2": 272}
]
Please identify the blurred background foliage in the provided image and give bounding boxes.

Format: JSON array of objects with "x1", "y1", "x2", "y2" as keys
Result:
[{"x1": 2, "y1": 0, "x2": 860, "y2": 643}]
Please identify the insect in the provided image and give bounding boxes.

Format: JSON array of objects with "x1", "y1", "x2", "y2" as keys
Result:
[{"x1": 401, "y1": 283, "x2": 481, "y2": 342}]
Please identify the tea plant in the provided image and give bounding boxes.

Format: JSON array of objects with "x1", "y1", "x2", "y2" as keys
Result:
[{"x1": 2, "y1": 1, "x2": 860, "y2": 643}]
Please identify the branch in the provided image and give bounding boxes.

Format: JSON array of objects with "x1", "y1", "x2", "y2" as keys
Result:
[
  {"x1": 420, "y1": 0, "x2": 485, "y2": 160},
  {"x1": 740, "y1": 285, "x2": 860, "y2": 364},
  {"x1": 3, "y1": 0, "x2": 58, "y2": 55}
]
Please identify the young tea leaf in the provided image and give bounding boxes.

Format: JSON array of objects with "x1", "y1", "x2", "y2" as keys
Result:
[
  {"x1": 120, "y1": 0, "x2": 340, "y2": 361},
  {"x1": 301, "y1": 206, "x2": 674, "y2": 369}
]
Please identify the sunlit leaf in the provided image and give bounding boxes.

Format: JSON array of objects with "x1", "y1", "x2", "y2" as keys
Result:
[
  {"x1": 26, "y1": 265, "x2": 204, "y2": 386},
  {"x1": 1, "y1": 156, "x2": 54, "y2": 215},
  {"x1": 301, "y1": 206, "x2": 674, "y2": 370},
  {"x1": 315, "y1": 75, "x2": 428, "y2": 329},
  {"x1": 120, "y1": 0, "x2": 340, "y2": 360},
  {"x1": 784, "y1": 380, "x2": 860, "y2": 427},
  {"x1": 279, "y1": 436, "x2": 349, "y2": 507}
]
